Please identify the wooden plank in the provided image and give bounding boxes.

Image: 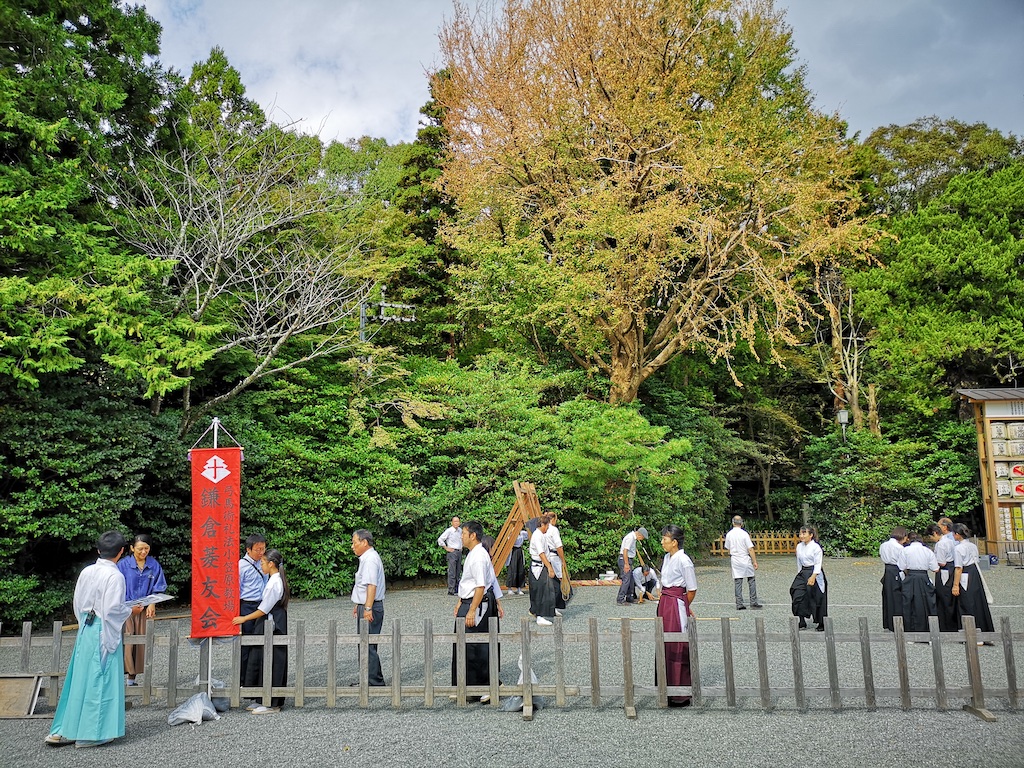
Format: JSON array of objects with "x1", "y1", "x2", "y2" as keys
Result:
[
  {"x1": 487, "y1": 620, "x2": 499, "y2": 707},
  {"x1": 620, "y1": 618, "x2": 636, "y2": 719},
  {"x1": 589, "y1": 617, "x2": 601, "y2": 706},
  {"x1": 141, "y1": 619, "x2": 155, "y2": 706},
  {"x1": 20, "y1": 622, "x2": 31, "y2": 672},
  {"x1": 722, "y1": 616, "x2": 737, "y2": 709},
  {"x1": 790, "y1": 618, "x2": 805, "y2": 712},
  {"x1": 824, "y1": 618, "x2": 842, "y2": 711},
  {"x1": 294, "y1": 619, "x2": 306, "y2": 708},
  {"x1": 424, "y1": 618, "x2": 434, "y2": 707},
  {"x1": 326, "y1": 618, "x2": 337, "y2": 708},
  {"x1": 167, "y1": 620, "x2": 179, "y2": 708},
  {"x1": 455, "y1": 618, "x2": 467, "y2": 706},
  {"x1": 521, "y1": 617, "x2": 534, "y2": 721},
  {"x1": 688, "y1": 614, "x2": 701, "y2": 706},
  {"x1": 893, "y1": 616, "x2": 911, "y2": 710},
  {"x1": 359, "y1": 616, "x2": 370, "y2": 707},
  {"x1": 261, "y1": 622, "x2": 273, "y2": 705},
  {"x1": 554, "y1": 617, "x2": 566, "y2": 707},
  {"x1": 0, "y1": 674, "x2": 44, "y2": 718},
  {"x1": 392, "y1": 619, "x2": 403, "y2": 708},
  {"x1": 928, "y1": 616, "x2": 947, "y2": 711},
  {"x1": 1001, "y1": 616, "x2": 1018, "y2": 710},
  {"x1": 961, "y1": 615, "x2": 996, "y2": 720},
  {"x1": 48, "y1": 622, "x2": 62, "y2": 707},
  {"x1": 858, "y1": 617, "x2": 876, "y2": 710},
  {"x1": 755, "y1": 617, "x2": 771, "y2": 711},
  {"x1": 654, "y1": 616, "x2": 668, "y2": 708}
]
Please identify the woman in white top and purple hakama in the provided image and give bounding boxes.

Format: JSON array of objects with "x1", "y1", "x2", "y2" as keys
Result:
[{"x1": 656, "y1": 524, "x2": 697, "y2": 707}]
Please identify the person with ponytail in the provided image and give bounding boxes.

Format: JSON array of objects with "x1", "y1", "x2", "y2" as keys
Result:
[
  {"x1": 951, "y1": 524, "x2": 995, "y2": 637},
  {"x1": 791, "y1": 525, "x2": 828, "y2": 631},
  {"x1": 232, "y1": 548, "x2": 290, "y2": 713}
]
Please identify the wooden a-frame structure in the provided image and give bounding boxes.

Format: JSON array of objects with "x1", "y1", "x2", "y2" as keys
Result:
[{"x1": 489, "y1": 481, "x2": 543, "y2": 575}]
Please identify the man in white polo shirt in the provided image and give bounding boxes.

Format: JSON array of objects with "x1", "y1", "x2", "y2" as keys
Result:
[
  {"x1": 351, "y1": 529, "x2": 386, "y2": 686},
  {"x1": 437, "y1": 517, "x2": 463, "y2": 596},
  {"x1": 616, "y1": 527, "x2": 648, "y2": 605},
  {"x1": 451, "y1": 521, "x2": 495, "y2": 693}
]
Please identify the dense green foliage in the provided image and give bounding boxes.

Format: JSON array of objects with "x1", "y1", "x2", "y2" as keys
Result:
[{"x1": 0, "y1": 1, "x2": 1017, "y2": 629}]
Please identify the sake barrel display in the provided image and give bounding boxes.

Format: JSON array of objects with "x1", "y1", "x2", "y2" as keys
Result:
[
  {"x1": 992, "y1": 439, "x2": 1009, "y2": 456},
  {"x1": 1009, "y1": 422, "x2": 1024, "y2": 440},
  {"x1": 1008, "y1": 440, "x2": 1024, "y2": 456},
  {"x1": 1013, "y1": 481, "x2": 1024, "y2": 498},
  {"x1": 997, "y1": 479, "x2": 1012, "y2": 497},
  {"x1": 992, "y1": 422, "x2": 1008, "y2": 439},
  {"x1": 1011, "y1": 463, "x2": 1024, "y2": 478},
  {"x1": 995, "y1": 462, "x2": 1011, "y2": 478}
]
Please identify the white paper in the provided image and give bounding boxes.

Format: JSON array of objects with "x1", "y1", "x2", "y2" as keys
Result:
[
  {"x1": 959, "y1": 572, "x2": 969, "y2": 591},
  {"x1": 125, "y1": 592, "x2": 174, "y2": 608},
  {"x1": 940, "y1": 570, "x2": 949, "y2": 586}
]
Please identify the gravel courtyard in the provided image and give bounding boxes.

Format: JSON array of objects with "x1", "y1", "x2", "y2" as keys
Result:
[{"x1": 3, "y1": 554, "x2": 1023, "y2": 768}]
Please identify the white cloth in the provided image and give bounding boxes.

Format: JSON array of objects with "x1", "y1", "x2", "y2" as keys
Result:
[
  {"x1": 458, "y1": 544, "x2": 490, "y2": 600},
  {"x1": 74, "y1": 558, "x2": 132, "y2": 670},
  {"x1": 437, "y1": 526, "x2": 462, "y2": 550},
  {"x1": 351, "y1": 547, "x2": 386, "y2": 604},
  {"x1": 256, "y1": 572, "x2": 284, "y2": 616},
  {"x1": 660, "y1": 550, "x2": 697, "y2": 632},
  {"x1": 724, "y1": 527, "x2": 756, "y2": 578},
  {"x1": 546, "y1": 525, "x2": 564, "y2": 578},
  {"x1": 796, "y1": 540, "x2": 826, "y2": 593},
  {"x1": 897, "y1": 541, "x2": 938, "y2": 572},
  {"x1": 529, "y1": 529, "x2": 548, "y2": 579},
  {"x1": 879, "y1": 537, "x2": 904, "y2": 566},
  {"x1": 934, "y1": 533, "x2": 956, "y2": 566}
]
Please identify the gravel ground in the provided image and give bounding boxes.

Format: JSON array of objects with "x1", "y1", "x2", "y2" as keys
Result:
[{"x1": 3, "y1": 555, "x2": 1024, "y2": 767}]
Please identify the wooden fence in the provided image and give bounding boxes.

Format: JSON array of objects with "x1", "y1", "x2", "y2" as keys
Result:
[
  {"x1": 710, "y1": 530, "x2": 800, "y2": 556},
  {"x1": 2, "y1": 614, "x2": 1020, "y2": 721}
]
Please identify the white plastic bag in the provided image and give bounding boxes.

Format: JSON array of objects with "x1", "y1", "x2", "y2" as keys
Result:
[{"x1": 167, "y1": 692, "x2": 220, "y2": 726}]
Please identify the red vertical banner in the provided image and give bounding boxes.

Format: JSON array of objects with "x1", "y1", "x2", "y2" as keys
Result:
[{"x1": 190, "y1": 447, "x2": 242, "y2": 638}]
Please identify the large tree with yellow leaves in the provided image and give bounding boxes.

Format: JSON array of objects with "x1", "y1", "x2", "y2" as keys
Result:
[{"x1": 438, "y1": 0, "x2": 872, "y2": 402}]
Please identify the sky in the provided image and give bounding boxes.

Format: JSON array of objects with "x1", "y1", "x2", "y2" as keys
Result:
[{"x1": 139, "y1": 0, "x2": 1024, "y2": 146}]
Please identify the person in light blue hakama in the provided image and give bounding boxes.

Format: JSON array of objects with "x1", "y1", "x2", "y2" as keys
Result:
[{"x1": 46, "y1": 531, "x2": 141, "y2": 749}]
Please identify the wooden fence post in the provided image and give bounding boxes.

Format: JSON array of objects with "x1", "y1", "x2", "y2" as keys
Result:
[
  {"x1": 393, "y1": 619, "x2": 403, "y2": 709},
  {"x1": 928, "y1": 616, "x2": 947, "y2": 711},
  {"x1": 654, "y1": 616, "x2": 667, "y2": 708},
  {"x1": 48, "y1": 622, "x2": 62, "y2": 706},
  {"x1": 824, "y1": 617, "x2": 842, "y2": 712},
  {"x1": 326, "y1": 618, "x2": 337, "y2": 708},
  {"x1": 167, "y1": 620, "x2": 179, "y2": 708},
  {"x1": 423, "y1": 618, "x2": 434, "y2": 708},
  {"x1": 1000, "y1": 616, "x2": 1018, "y2": 711},
  {"x1": 620, "y1": 617, "x2": 636, "y2": 719},
  {"x1": 790, "y1": 617, "x2": 806, "y2": 712},
  {"x1": 687, "y1": 614, "x2": 701, "y2": 707},
  {"x1": 858, "y1": 617, "x2": 876, "y2": 711},
  {"x1": 589, "y1": 617, "x2": 601, "y2": 707},
  {"x1": 722, "y1": 616, "x2": 737, "y2": 710},
  {"x1": 962, "y1": 615, "x2": 996, "y2": 721},
  {"x1": 893, "y1": 616, "x2": 911, "y2": 711},
  {"x1": 455, "y1": 618, "x2": 467, "y2": 707},
  {"x1": 521, "y1": 617, "x2": 534, "y2": 721},
  {"x1": 294, "y1": 619, "x2": 306, "y2": 709},
  {"x1": 755, "y1": 617, "x2": 771, "y2": 711}
]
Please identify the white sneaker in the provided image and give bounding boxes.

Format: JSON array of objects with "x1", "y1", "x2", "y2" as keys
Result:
[
  {"x1": 245, "y1": 702, "x2": 260, "y2": 711},
  {"x1": 537, "y1": 617, "x2": 553, "y2": 626},
  {"x1": 555, "y1": 609, "x2": 563, "y2": 616},
  {"x1": 479, "y1": 694, "x2": 490, "y2": 704},
  {"x1": 517, "y1": 590, "x2": 525, "y2": 595},
  {"x1": 251, "y1": 706, "x2": 280, "y2": 714}
]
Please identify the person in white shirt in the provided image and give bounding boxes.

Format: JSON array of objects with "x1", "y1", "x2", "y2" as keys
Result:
[
  {"x1": 438, "y1": 517, "x2": 463, "y2": 596},
  {"x1": 932, "y1": 518, "x2": 959, "y2": 631},
  {"x1": 896, "y1": 530, "x2": 937, "y2": 632},
  {"x1": 657, "y1": 524, "x2": 697, "y2": 707},
  {"x1": 351, "y1": 529, "x2": 386, "y2": 686},
  {"x1": 616, "y1": 527, "x2": 648, "y2": 605},
  {"x1": 505, "y1": 529, "x2": 529, "y2": 595},
  {"x1": 724, "y1": 516, "x2": 761, "y2": 610},
  {"x1": 547, "y1": 513, "x2": 568, "y2": 613},
  {"x1": 529, "y1": 516, "x2": 557, "y2": 625},
  {"x1": 451, "y1": 521, "x2": 497, "y2": 693},
  {"x1": 232, "y1": 549, "x2": 290, "y2": 713},
  {"x1": 951, "y1": 523, "x2": 995, "y2": 635},
  {"x1": 790, "y1": 526, "x2": 827, "y2": 631},
  {"x1": 46, "y1": 531, "x2": 142, "y2": 748},
  {"x1": 879, "y1": 526, "x2": 907, "y2": 631}
]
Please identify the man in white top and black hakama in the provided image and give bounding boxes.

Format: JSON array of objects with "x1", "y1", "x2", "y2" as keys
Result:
[
  {"x1": 528, "y1": 516, "x2": 557, "y2": 625},
  {"x1": 438, "y1": 517, "x2": 463, "y2": 596},
  {"x1": 547, "y1": 513, "x2": 568, "y2": 612},
  {"x1": 879, "y1": 526, "x2": 907, "y2": 631},
  {"x1": 724, "y1": 516, "x2": 761, "y2": 610},
  {"x1": 896, "y1": 531, "x2": 938, "y2": 632},
  {"x1": 451, "y1": 521, "x2": 496, "y2": 693},
  {"x1": 932, "y1": 518, "x2": 959, "y2": 631},
  {"x1": 351, "y1": 529, "x2": 387, "y2": 686}
]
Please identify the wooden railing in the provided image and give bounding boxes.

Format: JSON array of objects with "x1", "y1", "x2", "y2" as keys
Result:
[
  {"x1": 710, "y1": 530, "x2": 800, "y2": 556},
  {"x1": 2, "y1": 615, "x2": 1019, "y2": 721}
]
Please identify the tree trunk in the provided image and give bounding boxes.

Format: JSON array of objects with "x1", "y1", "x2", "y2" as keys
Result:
[{"x1": 868, "y1": 383, "x2": 881, "y2": 436}]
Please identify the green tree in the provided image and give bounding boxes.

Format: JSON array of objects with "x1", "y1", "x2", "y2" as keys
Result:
[
  {"x1": 437, "y1": 0, "x2": 872, "y2": 403},
  {"x1": 0, "y1": 0, "x2": 175, "y2": 388},
  {"x1": 851, "y1": 162, "x2": 1024, "y2": 422}
]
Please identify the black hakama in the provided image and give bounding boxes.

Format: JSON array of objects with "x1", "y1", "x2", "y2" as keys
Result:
[
  {"x1": 880, "y1": 563, "x2": 903, "y2": 631},
  {"x1": 956, "y1": 564, "x2": 994, "y2": 633},
  {"x1": 528, "y1": 565, "x2": 556, "y2": 620},
  {"x1": 790, "y1": 565, "x2": 827, "y2": 628},
  {"x1": 451, "y1": 592, "x2": 498, "y2": 687},
  {"x1": 899, "y1": 569, "x2": 937, "y2": 632},
  {"x1": 506, "y1": 545, "x2": 526, "y2": 590},
  {"x1": 934, "y1": 565, "x2": 959, "y2": 631},
  {"x1": 242, "y1": 603, "x2": 288, "y2": 708}
]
